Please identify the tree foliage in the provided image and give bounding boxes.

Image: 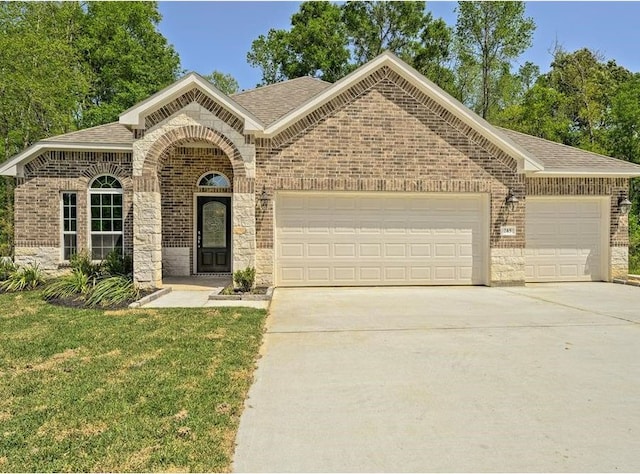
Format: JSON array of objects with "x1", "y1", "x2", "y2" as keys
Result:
[
  {"x1": 204, "y1": 71, "x2": 240, "y2": 95},
  {"x1": 454, "y1": 1, "x2": 535, "y2": 119},
  {"x1": 0, "y1": 1, "x2": 180, "y2": 255}
]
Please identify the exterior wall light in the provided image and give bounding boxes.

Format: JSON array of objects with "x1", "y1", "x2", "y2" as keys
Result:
[
  {"x1": 618, "y1": 193, "x2": 632, "y2": 215},
  {"x1": 505, "y1": 188, "x2": 519, "y2": 212}
]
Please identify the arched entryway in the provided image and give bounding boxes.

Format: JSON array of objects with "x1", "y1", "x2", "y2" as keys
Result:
[{"x1": 132, "y1": 124, "x2": 255, "y2": 288}]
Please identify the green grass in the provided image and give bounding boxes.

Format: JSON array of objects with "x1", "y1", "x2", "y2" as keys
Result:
[{"x1": 0, "y1": 291, "x2": 267, "y2": 472}]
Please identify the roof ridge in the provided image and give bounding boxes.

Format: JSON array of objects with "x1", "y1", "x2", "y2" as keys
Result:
[{"x1": 232, "y1": 76, "x2": 331, "y2": 98}]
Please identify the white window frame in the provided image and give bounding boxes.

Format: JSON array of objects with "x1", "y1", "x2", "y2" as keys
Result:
[
  {"x1": 60, "y1": 191, "x2": 77, "y2": 261},
  {"x1": 88, "y1": 175, "x2": 124, "y2": 260}
]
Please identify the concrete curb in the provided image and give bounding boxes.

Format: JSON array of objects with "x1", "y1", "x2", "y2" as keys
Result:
[
  {"x1": 209, "y1": 286, "x2": 274, "y2": 301},
  {"x1": 129, "y1": 287, "x2": 172, "y2": 308},
  {"x1": 612, "y1": 278, "x2": 640, "y2": 287}
]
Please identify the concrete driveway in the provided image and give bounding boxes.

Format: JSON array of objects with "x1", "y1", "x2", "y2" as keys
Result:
[{"x1": 233, "y1": 283, "x2": 640, "y2": 472}]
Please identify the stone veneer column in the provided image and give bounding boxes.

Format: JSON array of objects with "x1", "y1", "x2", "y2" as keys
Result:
[
  {"x1": 232, "y1": 192, "x2": 256, "y2": 273},
  {"x1": 133, "y1": 178, "x2": 162, "y2": 289},
  {"x1": 490, "y1": 248, "x2": 525, "y2": 286},
  {"x1": 611, "y1": 246, "x2": 629, "y2": 280}
]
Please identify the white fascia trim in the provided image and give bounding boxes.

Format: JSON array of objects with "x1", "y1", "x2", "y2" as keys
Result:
[
  {"x1": 261, "y1": 52, "x2": 544, "y2": 173},
  {"x1": 527, "y1": 171, "x2": 640, "y2": 178},
  {"x1": 0, "y1": 142, "x2": 133, "y2": 177},
  {"x1": 118, "y1": 72, "x2": 263, "y2": 132}
]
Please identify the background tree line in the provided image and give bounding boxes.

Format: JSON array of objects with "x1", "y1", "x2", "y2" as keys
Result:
[{"x1": 1, "y1": 1, "x2": 639, "y2": 271}]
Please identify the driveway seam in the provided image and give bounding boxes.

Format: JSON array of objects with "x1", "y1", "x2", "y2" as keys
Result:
[
  {"x1": 497, "y1": 287, "x2": 640, "y2": 325},
  {"x1": 266, "y1": 322, "x2": 632, "y2": 335}
]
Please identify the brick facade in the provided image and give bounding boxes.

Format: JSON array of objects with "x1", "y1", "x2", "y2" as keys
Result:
[
  {"x1": 15, "y1": 152, "x2": 133, "y2": 271},
  {"x1": 9, "y1": 61, "x2": 634, "y2": 286}
]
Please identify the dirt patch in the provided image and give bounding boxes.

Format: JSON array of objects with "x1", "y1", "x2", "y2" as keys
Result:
[
  {"x1": 54, "y1": 422, "x2": 108, "y2": 441},
  {"x1": 0, "y1": 411, "x2": 11, "y2": 422},
  {"x1": 204, "y1": 328, "x2": 227, "y2": 340},
  {"x1": 174, "y1": 409, "x2": 189, "y2": 422}
]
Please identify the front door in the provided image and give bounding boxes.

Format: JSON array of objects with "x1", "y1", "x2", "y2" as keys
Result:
[{"x1": 197, "y1": 196, "x2": 231, "y2": 273}]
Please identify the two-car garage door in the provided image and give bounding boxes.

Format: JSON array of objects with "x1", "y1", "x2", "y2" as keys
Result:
[{"x1": 275, "y1": 192, "x2": 488, "y2": 286}]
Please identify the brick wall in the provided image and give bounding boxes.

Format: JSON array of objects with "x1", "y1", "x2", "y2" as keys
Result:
[
  {"x1": 159, "y1": 146, "x2": 233, "y2": 256},
  {"x1": 16, "y1": 151, "x2": 133, "y2": 257},
  {"x1": 255, "y1": 75, "x2": 524, "y2": 252}
]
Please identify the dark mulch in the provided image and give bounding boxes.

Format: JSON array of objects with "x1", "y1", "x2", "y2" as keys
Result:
[
  {"x1": 222, "y1": 285, "x2": 269, "y2": 296},
  {"x1": 45, "y1": 289, "x2": 155, "y2": 310}
]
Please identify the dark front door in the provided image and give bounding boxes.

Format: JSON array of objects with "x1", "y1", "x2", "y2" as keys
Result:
[{"x1": 197, "y1": 196, "x2": 231, "y2": 273}]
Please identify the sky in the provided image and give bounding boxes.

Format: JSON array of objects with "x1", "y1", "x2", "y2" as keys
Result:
[{"x1": 157, "y1": 1, "x2": 640, "y2": 91}]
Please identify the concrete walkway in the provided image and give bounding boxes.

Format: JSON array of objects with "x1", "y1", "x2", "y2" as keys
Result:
[
  {"x1": 140, "y1": 276, "x2": 269, "y2": 309},
  {"x1": 234, "y1": 283, "x2": 640, "y2": 472}
]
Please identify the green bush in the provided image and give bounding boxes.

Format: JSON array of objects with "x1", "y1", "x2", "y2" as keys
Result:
[
  {"x1": 85, "y1": 275, "x2": 140, "y2": 308},
  {"x1": 102, "y1": 250, "x2": 133, "y2": 276},
  {"x1": 0, "y1": 259, "x2": 16, "y2": 281},
  {"x1": 43, "y1": 271, "x2": 91, "y2": 301},
  {"x1": 0, "y1": 263, "x2": 45, "y2": 292},
  {"x1": 233, "y1": 267, "x2": 256, "y2": 293},
  {"x1": 70, "y1": 251, "x2": 102, "y2": 280}
]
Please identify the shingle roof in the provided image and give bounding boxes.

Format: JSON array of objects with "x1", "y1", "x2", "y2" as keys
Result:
[
  {"x1": 498, "y1": 127, "x2": 640, "y2": 174},
  {"x1": 231, "y1": 76, "x2": 332, "y2": 126},
  {"x1": 47, "y1": 122, "x2": 133, "y2": 145}
]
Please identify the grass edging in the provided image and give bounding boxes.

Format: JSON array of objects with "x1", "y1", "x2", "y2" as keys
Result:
[{"x1": 128, "y1": 287, "x2": 172, "y2": 308}]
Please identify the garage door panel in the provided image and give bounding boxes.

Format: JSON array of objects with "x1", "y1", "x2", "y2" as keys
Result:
[
  {"x1": 276, "y1": 193, "x2": 487, "y2": 286},
  {"x1": 526, "y1": 198, "x2": 605, "y2": 282}
]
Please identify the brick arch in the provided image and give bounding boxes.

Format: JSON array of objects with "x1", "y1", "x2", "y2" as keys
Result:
[
  {"x1": 143, "y1": 125, "x2": 245, "y2": 179},
  {"x1": 80, "y1": 163, "x2": 133, "y2": 191}
]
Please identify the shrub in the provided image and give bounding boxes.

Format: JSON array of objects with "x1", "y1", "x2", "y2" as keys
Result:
[
  {"x1": 70, "y1": 251, "x2": 102, "y2": 280},
  {"x1": 85, "y1": 276, "x2": 140, "y2": 308},
  {"x1": 43, "y1": 271, "x2": 92, "y2": 301},
  {"x1": 0, "y1": 263, "x2": 45, "y2": 292},
  {"x1": 0, "y1": 259, "x2": 16, "y2": 281},
  {"x1": 102, "y1": 251, "x2": 133, "y2": 276},
  {"x1": 233, "y1": 267, "x2": 255, "y2": 293}
]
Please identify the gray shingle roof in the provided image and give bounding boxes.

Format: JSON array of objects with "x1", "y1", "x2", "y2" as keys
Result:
[
  {"x1": 497, "y1": 127, "x2": 640, "y2": 174},
  {"x1": 231, "y1": 76, "x2": 332, "y2": 126},
  {"x1": 46, "y1": 122, "x2": 133, "y2": 145},
  {"x1": 21, "y1": 78, "x2": 640, "y2": 176}
]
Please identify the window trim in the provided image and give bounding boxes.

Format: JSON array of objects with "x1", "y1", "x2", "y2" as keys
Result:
[
  {"x1": 197, "y1": 171, "x2": 231, "y2": 188},
  {"x1": 60, "y1": 191, "x2": 78, "y2": 262},
  {"x1": 88, "y1": 174, "x2": 124, "y2": 260}
]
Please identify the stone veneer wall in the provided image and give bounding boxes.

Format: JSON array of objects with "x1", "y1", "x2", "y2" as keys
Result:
[
  {"x1": 14, "y1": 151, "x2": 133, "y2": 274},
  {"x1": 254, "y1": 69, "x2": 525, "y2": 286}
]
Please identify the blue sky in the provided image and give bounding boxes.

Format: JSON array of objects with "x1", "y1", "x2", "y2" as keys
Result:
[{"x1": 158, "y1": 1, "x2": 640, "y2": 91}]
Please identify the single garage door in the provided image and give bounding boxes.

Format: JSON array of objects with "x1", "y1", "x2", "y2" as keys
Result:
[
  {"x1": 275, "y1": 192, "x2": 488, "y2": 286},
  {"x1": 525, "y1": 198, "x2": 608, "y2": 282}
]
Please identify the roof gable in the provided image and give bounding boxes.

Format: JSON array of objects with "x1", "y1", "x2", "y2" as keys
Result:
[
  {"x1": 118, "y1": 72, "x2": 262, "y2": 132},
  {"x1": 259, "y1": 52, "x2": 543, "y2": 173}
]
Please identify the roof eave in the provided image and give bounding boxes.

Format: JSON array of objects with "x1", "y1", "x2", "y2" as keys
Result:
[
  {"x1": 0, "y1": 142, "x2": 133, "y2": 177},
  {"x1": 119, "y1": 72, "x2": 263, "y2": 132},
  {"x1": 527, "y1": 170, "x2": 640, "y2": 178}
]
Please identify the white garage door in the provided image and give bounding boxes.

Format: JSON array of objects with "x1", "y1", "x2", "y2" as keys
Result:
[
  {"x1": 275, "y1": 192, "x2": 488, "y2": 286},
  {"x1": 525, "y1": 198, "x2": 607, "y2": 282}
]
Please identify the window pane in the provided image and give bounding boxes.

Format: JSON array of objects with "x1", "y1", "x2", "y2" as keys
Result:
[
  {"x1": 64, "y1": 235, "x2": 77, "y2": 260},
  {"x1": 91, "y1": 194, "x2": 100, "y2": 206},
  {"x1": 113, "y1": 206, "x2": 122, "y2": 219},
  {"x1": 113, "y1": 220, "x2": 122, "y2": 232},
  {"x1": 113, "y1": 194, "x2": 122, "y2": 206},
  {"x1": 101, "y1": 194, "x2": 111, "y2": 206}
]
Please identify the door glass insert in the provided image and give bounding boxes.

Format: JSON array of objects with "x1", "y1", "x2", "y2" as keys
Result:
[{"x1": 202, "y1": 201, "x2": 227, "y2": 248}]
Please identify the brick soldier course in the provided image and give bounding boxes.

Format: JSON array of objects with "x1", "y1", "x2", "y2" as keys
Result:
[{"x1": 2, "y1": 52, "x2": 639, "y2": 288}]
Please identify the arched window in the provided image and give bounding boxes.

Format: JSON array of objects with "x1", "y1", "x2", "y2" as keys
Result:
[
  {"x1": 198, "y1": 171, "x2": 230, "y2": 188},
  {"x1": 89, "y1": 175, "x2": 123, "y2": 260}
]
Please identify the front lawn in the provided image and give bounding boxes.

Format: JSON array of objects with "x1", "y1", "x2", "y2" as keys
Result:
[{"x1": 0, "y1": 291, "x2": 266, "y2": 472}]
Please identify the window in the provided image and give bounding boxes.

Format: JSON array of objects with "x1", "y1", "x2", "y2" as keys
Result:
[
  {"x1": 89, "y1": 175, "x2": 123, "y2": 260},
  {"x1": 61, "y1": 192, "x2": 77, "y2": 260},
  {"x1": 198, "y1": 172, "x2": 230, "y2": 188}
]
